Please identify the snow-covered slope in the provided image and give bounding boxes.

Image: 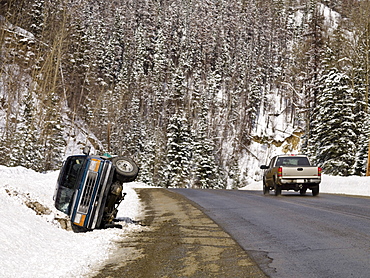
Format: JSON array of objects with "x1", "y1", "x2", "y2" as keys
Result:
[{"x1": 0, "y1": 166, "x2": 146, "y2": 278}]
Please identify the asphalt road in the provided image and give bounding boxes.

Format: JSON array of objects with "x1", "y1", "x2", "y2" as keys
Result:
[{"x1": 172, "y1": 189, "x2": 370, "y2": 278}]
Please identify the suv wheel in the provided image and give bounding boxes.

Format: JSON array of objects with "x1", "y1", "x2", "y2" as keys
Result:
[{"x1": 111, "y1": 156, "x2": 139, "y2": 182}]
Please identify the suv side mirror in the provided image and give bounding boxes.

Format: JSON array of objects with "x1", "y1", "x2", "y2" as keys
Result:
[{"x1": 260, "y1": 165, "x2": 269, "y2": 170}]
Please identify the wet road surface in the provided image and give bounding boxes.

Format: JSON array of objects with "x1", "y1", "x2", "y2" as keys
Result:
[{"x1": 173, "y1": 189, "x2": 370, "y2": 278}]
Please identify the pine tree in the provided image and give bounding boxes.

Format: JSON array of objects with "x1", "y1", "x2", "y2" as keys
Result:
[
  {"x1": 11, "y1": 90, "x2": 43, "y2": 171},
  {"x1": 165, "y1": 114, "x2": 192, "y2": 188},
  {"x1": 0, "y1": 135, "x2": 9, "y2": 166},
  {"x1": 306, "y1": 18, "x2": 358, "y2": 176},
  {"x1": 310, "y1": 66, "x2": 357, "y2": 176},
  {"x1": 350, "y1": 4, "x2": 370, "y2": 175},
  {"x1": 300, "y1": 2, "x2": 326, "y2": 150},
  {"x1": 228, "y1": 157, "x2": 241, "y2": 189},
  {"x1": 191, "y1": 101, "x2": 222, "y2": 189},
  {"x1": 137, "y1": 137, "x2": 156, "y2": 186},
  {"x1": 28, "y1": 0, "x2": 45, "y2": 38},
  {"x1": 41, "y1": 92, "x2": 65, "y2": 171},
  {"x1": 354, "y1": 116, "x2": 370, "y2": 175}
]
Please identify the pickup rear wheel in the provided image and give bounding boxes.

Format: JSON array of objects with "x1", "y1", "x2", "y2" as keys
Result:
[
  {"x1": 312, "y1": 186, "x2": 319, "y2": 196},
  {"x1": 112, "y1": 157, "x2": 139, "y2": 183},
  {"x1": 274, "y1": 181, "x2": 282, "y2": 196},
  {"x1": 272, "y1": 178, "x2": 281, "y2": 196},
  {"x1": 274, "y1": 186, "x2": 281, "y2": 196}
]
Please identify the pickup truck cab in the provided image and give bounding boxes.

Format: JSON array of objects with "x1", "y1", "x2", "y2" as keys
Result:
[
  {"x1": 53, "y1": 147, "x2": 139, "y2": 231},
  {"x1": 260, "y1": 154, "x2": 321, "y2": 196}
]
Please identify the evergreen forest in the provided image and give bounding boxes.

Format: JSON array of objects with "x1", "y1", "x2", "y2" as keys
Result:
[{"x1": 1, "y1": 0, "x2": 370, "y2": 188}]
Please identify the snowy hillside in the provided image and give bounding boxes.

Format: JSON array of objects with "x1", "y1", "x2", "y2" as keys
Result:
[{"x1": 3, "y1": 0, "x2": 370, "y2": 189}]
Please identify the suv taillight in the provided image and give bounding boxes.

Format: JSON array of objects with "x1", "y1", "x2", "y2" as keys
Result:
[{"x1": 318, "y1": 167, "x2": 322, "y2": 176}]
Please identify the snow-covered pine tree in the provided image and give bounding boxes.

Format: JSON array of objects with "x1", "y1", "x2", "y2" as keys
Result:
[
  {"x1": 301, "y1": 2, "x2": 326, "y2": 150},
  {"x1": 62, "y1": 10, "x2": 92, "y2": 117},
  {"x1": 228, "y1": 156, "x2": 241, "y2": 189},
  {"x1": 353, "y1": 94, "x2": 370, "y2": 176},
  {"x1": 79, "y1": 7, "x2": 110, "y2": 128},
  {"x1": 41, "y1": 91, "x2": 65, "y2": 171},
  {"x1": 350, "y1": 5, "x2": 370, "y2": 175},
  {"x1": 28, "y1": 0, "x2": 45, "y2": 38},
  {"x1": 137, "y1": 136, "x2": 157, "y2": 187},
  {"x1": 311, "y1": 20, "x2": 357, "y2": 176},
  {"x1": 151, "y1": 27, "x2": 168, "y2": 112},
  {"x1": 165, "y1": 114, "x2": 192, "y2": 188},
  {"x1": 310, "y1": 63, "x2": 356, "y2": 176},
  {"x1": 354, "y1": 115, "x2": 370, "y2": 175},
  {"x1": 191, "y1": 100, "x2": 222, "y2": 189},
  {"x1": 11, "y1": 89, "x2": 43, "y2": 171},
  {"x1": 246, "y1": 82, "x2": 264, "y2": 136}
]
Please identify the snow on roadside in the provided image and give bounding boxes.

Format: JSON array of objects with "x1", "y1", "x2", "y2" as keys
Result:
[
  {"x1": 241, "y1": 174, "x2": 370, "y2": 197},
  {"x1": 320, "y1": 175, "x2": 370, "y2": 196},
  {"x1": 0, "y1": 165, "x2": 145, "y2": 278}
]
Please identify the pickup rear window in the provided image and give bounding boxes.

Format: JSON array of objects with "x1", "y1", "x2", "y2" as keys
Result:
[{"x1": 276, "y1": 157, "x2": 310, "y2": 167}]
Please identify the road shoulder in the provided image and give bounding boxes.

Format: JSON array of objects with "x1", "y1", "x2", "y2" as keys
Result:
[{"x1": 94, "y1": 188, "x2": 266, "y2": 278}]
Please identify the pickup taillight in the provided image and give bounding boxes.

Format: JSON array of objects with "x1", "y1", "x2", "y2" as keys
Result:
[
  {"x1": 318, "y1": 167, "x2": 322, "y2": 176},
  {"x1": 278, "y1": 167, "x2": 282, "y2": 177}
]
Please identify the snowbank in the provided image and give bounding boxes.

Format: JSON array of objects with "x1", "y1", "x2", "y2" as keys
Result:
[
  {"x1": 0, "y1": 165, "x2": 146, "y2": 278},
  {"x1": 242, "y1": 174, "x2": 370, "y2": 197}
]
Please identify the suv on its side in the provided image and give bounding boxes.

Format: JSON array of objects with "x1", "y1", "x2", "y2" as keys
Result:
[{"x1": 53, "y1": 147, "x2": 139, "y2": 231}]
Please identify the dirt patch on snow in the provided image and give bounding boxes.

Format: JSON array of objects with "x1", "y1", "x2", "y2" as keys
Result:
[{"x1": 4, "y1": 186, "x2": 72, "y2": 230}]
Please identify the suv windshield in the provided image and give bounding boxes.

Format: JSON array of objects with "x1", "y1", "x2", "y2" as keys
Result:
[{"x1": 55, "y1": 157, "x2": 86, "y2": 214}]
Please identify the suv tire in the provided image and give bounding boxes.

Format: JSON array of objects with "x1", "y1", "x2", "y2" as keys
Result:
[{"x1": 111, "y1": 156, "x2": 139, "y2": 182}]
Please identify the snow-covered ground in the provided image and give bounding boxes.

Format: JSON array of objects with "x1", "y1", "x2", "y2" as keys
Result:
[
  {"x1": 0, "y1": 165, "x2": 147, "y2": 278},
  {"x1": 1, "y1": 165, "x2": 370, "y2": 278},
  {"x1": 242, "y1": 174, "x2": 370, "y2": 197}
]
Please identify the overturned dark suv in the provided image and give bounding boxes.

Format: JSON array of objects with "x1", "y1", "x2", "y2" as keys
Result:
[{"x1": 53, "y1": 147, "x2": 139, "y2": 231}]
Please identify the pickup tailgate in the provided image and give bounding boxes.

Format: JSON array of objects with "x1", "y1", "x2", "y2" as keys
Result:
[{"x1": 281, "y1": 166, "x2": 320, "y2": 179}]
